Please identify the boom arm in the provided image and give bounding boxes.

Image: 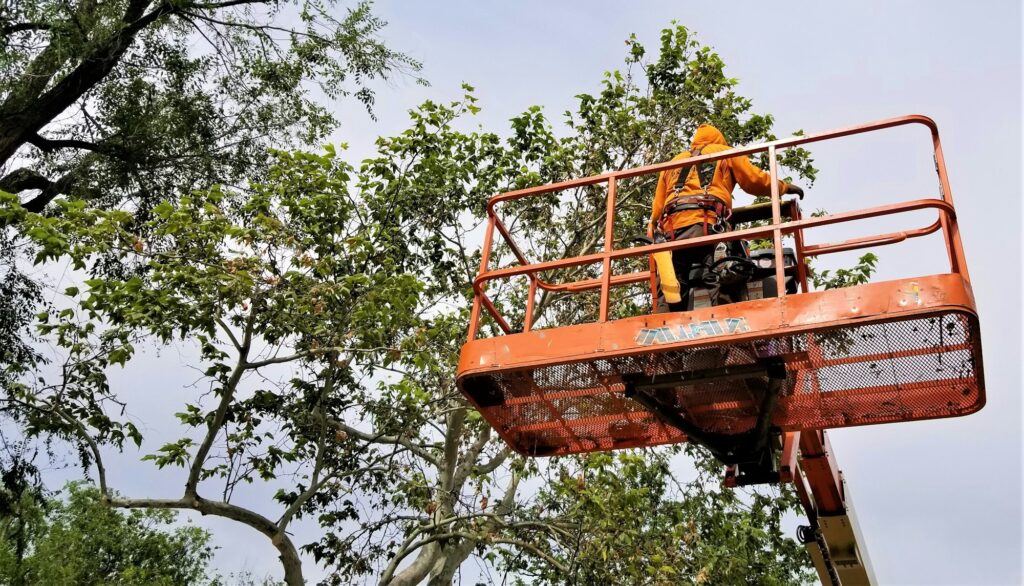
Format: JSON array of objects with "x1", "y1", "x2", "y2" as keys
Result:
[
  {"x1": 723, "y1": 429, "x2": 875, "y2": 585},
  {"x1": 791, "y1": 430, "x2": 876, "y2": 585}
]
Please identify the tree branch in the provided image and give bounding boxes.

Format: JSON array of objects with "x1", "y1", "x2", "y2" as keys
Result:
[
  {"x1": 473, "y1": 447, "x2": 511, "y2": 476},
  {"x1": 494, "y1": 470, "x2": 520, "y2": 517},
  {"x1": 110, "y1": 494, "x2": 305, "y2": 586},
  {"x1": 1, "y1": 22, "x2": 54, "y2": 35},
  {"x1": 331, "y1": 420, "x2": 440, "y2": 468},
  {"x1": 382, "y1": 540, "x2": 440, "y2": 586},
  {"x1": 54, "y1": 406, "x2": 109, "y2": 496},
  {"x1": 186, "y1": 0, "x2": 267, "y2": 9},
  {"x1": 185, "y1": 305, "x2": 254, "y2": 496},
  {"x1": 0, "y1": 0, "x2": 171, "y2": 169},
  {"x1": 491, "y1": 537, "x2": 569, "y2": 574},
  {"x1": 215, "y1": 318, "x2": 243, "y2": 352},
  {"x1": 5, "y1": 157, "x2": 101, "y2": 212},
  {"x1": 244, "y1": 345, "x2": 396, "y2": 369},
  {"x1": 26, "y1": 133, "x2": 112, "y2": 155},
  {"x1": 439, "y1": 406, "x2": 465, "y2": 499},
  {"x1": 453, "y1": 426, "x2": 491, "y2": 488},
  {"x1": 0, "y1": 168, "x2": 56, "y2": 195}
]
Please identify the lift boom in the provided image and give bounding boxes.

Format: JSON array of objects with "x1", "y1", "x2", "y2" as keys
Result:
[{"x1": 792, "y1": 431, "x2": 876, "y2": 584}]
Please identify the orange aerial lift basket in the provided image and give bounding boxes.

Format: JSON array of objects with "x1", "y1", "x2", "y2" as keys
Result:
[{"x1": 457, "y1": 115, "x2": 985, "y2": 461}]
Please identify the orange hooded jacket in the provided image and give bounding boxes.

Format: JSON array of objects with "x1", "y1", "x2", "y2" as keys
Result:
[{"x1": 651, "y1": 124, "x2": 789, "y2": 232}]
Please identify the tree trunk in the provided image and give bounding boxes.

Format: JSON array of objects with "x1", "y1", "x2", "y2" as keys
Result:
[
  {"x1": 386, "y1": 543, "x2": 440, "y2": 586},
  {"x1": 427, "y1": 539, "x2": 478, "y2": 586}
]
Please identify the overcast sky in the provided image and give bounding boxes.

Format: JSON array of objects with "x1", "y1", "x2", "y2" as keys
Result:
[{"x1": 36, "y1": 1, "x2": 1022, "y2": 584}]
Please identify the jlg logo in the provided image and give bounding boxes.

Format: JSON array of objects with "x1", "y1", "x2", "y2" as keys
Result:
[{"x1": 634, "y1": 318, "x2": 750, "y2": 346}]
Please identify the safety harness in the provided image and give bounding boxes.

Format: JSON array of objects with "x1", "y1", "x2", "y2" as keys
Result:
[
  {"x1": 651, "y1": 146, "x2": 740, "y2": 307},
  {"x1": 658, "y1": 146, "x2": 732, "y2": 236}
]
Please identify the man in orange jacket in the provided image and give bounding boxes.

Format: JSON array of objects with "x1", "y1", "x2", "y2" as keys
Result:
[{"x1": 651, "y1": 124, "x2": 804, "y2": 312}]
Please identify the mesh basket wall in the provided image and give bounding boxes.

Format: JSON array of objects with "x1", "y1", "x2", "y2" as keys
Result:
[{"x1": 460, "y1": 311, "x2": 983, "y2": 456}]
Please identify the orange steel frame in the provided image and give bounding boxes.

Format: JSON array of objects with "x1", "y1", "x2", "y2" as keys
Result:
[
  {"x1": 462, "y1": 115, "x2": 972, "y2": 585},
  {"x1": 466, "y1": 114, "x2": 969, "y2": 342}
]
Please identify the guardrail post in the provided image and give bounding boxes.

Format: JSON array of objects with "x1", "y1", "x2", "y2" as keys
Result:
[
  {"x1": 768, "y1": 146, "x2": 786, "y2": 296},
  {"x1": 932, "y1": 133, "x2": 969, "y2": 282},
  {"x1": 468, "y1": 215, "x2": 497, "y2": 341},
  {"x1": 599, "y1": 177, "x2": 617, "y2": 322},
  {"x1": 523, "y1": 276, "x2": 538, "y2": 332},
  {"x1": 791, "y1": 202, "x2": 810, "y2": 293}
]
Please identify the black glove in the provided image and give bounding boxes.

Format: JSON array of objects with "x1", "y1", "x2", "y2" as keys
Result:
[{"x1": 785, "y1": 184, "x2": 805, "y2": 199}]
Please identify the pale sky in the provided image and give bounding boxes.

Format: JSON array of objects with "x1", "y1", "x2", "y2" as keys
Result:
[{"x1": 32, "y1": 1, "x2": 1023, "y2": 585}]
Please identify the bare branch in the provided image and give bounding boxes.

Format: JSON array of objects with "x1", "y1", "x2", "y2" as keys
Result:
[
  {"x1": 494, "y1": 470, "x2": 520, "y2": 517},
  {"x1": 54, "y1": 406, "x2": 109, "y2": 496},
  {"x1": 331, "y1": 420, "x2": 440, "y2": 468},
  {"x1": 491, "y1": 537, "x2": 569, "y2": 574},
  {"x1": 1, "y1": 22, "x2": 54, "y2": 35},
  {"x1": 26, "y1": 133, "x2": 111, "y2": 155},
  {"x1": 185, "y1": 305, "x2": 255, "y2": 496},
  {"x1": 439, "y1": 407, "x2": 465, "y2": 497},
  {"x1": 473, "y1": 447, "x2": 511, "y2": 476},
  {"x1": 215, "y1": 317, "x2": 243, "y2": 352},
  {"x1": 0, "y1": 168, "x2": 56, "y2": 194},
  {"x1": 244, "y1": 345, "x2": 395, "y2": 369},
  {"x1": 110, "y1": 494, "x2": 305, "y2": 586},
  {"x1": 453, "y1": 426, "x2": 491, "y2": 488},
  {"x1": 381, "y1": 538, "x2": 440, "y2": 586}
]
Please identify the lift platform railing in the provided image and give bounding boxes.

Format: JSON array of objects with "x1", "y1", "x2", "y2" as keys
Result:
[{"x1": 467, "y1": 114, "x2": 969, "y2": 341}]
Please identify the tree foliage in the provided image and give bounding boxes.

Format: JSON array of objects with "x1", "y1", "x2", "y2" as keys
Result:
[
  {"x1": 0, "y1": 0, "x2": 420, "y2": 214},
  {"x1": 812, "y1": 252, "x2": 878, "y2": 290},
  {"x1": 0, "y1": 23, "x2": 840, "y2": 585},
  {"x1": 0, "y1": 144, "x2": 425, "y2": 585},
  {"x1": 0, "y1": 481, "x2": 216, "y2": 586},
  {"x1": 0, "y1": 0, "x2": 420, "y2": 413},
  {"x1": 519, "y1": 449, "x2": 813, "y2": 585},
  {"x1": 0, "y1": 440, "x2": 47, "y2": 585},
  {"x1": 0, "y1": 237, "x2": 42, "y2": 391}
]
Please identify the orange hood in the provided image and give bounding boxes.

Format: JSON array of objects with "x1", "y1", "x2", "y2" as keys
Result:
[{"x1": 691, "y1": 124, "x2": 728, "y2": 150}]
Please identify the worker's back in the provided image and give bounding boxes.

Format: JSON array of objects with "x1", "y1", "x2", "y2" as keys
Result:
[{"x1": 652, "y1": 124, "x2": 787, "y2": 231}]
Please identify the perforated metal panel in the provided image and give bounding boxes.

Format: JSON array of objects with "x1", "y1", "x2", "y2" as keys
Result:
[{"x1": 460, "y1": 311, "x2": 983, "y2": 456}]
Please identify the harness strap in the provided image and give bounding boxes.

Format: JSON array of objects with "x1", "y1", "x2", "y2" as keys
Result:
[
  {"x1": 660, "y1": 145, "x2": 729, "y2": 233},
  {"x1": 662, "y1": 196, "x2": 731, "y2": 224},
  {"x1": 672, "y1": 146, "x2": 719, "y2": 194}
]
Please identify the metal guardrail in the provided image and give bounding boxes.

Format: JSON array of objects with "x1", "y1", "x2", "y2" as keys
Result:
[{"x1": 467, "y1": 115, "x2": 968, "y2": 340}]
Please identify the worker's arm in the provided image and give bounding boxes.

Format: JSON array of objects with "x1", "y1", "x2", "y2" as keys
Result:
[{"x1": 729, "y1": 154, "x2": 790, "y2": 197}]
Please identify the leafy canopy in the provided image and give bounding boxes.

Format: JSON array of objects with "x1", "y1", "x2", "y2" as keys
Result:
[
  {"x1": 0, "y1": 0, "x2": 420, "y2": 419},
  {"x1": 0, "y1": 482, "x2": 217, "y2": 586},
  {"x1": 0, "y1": 0, "x2": 421, "y2": 214}
]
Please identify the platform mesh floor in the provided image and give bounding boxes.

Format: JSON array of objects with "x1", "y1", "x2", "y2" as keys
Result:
[{"x1": 460, "y1": 311, "x2": 983, "y2": 456}]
